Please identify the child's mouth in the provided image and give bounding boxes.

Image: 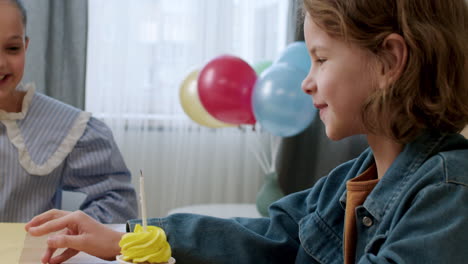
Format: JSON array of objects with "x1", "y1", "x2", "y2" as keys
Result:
[{"x1": 0, "y1": 74, "x2": 10, "y2": 84}]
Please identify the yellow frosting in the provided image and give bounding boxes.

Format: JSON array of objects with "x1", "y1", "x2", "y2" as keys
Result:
[{"x1": 119, "y1": 224, "x2": 172, "y2": 263}]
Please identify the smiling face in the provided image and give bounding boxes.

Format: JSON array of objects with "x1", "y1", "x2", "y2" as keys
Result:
[
  {"x1": 0, "y1": 0, "x2": 28, "y2": 108},
  {"x1": 301, "y1": 13, "x2": 379, "y2": 141}
]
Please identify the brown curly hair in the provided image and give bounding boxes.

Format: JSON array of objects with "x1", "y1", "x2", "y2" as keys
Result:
[{"x1": 303, "y1": 0, "x2": 468, "y2": 143}]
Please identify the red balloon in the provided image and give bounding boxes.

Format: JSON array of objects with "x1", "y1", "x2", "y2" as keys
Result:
[{"x1": 198, "y1": 55, "x2": 257, "y2": 125}]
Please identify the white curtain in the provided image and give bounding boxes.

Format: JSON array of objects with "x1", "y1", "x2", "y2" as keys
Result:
[{"x1": 86, "y1": 0, "x2": 291, "y2": 217}]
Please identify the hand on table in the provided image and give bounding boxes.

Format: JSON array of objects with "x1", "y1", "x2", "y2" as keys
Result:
[{"x1": 25, "y1": 209, "x2": 125, "y2": 264}]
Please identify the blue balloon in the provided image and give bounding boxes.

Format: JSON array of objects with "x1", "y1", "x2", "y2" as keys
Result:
[
  {"x1": 275, "y1": 41, "x2": 311, "y2": 74},
  {"x1": 252, "y1": 63, "x2": 316, "y2": 137}
]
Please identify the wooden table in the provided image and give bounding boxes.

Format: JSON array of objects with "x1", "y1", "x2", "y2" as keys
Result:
[{"x1": 0, "y1": 223, "x2": 125, "y2": 264}]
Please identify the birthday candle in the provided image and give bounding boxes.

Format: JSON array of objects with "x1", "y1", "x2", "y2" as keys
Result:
[{"x1": 140, "y1": 170, "x2": 148, "y2": 232}]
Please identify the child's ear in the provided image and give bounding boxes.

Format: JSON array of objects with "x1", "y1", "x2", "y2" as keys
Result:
[
  {"x1": 25, "y1": 36, "x2": 29, "y2": 50},
  {"x1": 377, "y1": 33, "x2": 408, "y2": 89}
]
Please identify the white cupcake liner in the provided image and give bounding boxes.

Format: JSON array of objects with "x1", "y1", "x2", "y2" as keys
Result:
[{"x1": 116, "y1": 255, "x2": 176, "y2": 264}]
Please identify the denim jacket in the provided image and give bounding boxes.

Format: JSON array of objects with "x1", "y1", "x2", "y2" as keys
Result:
[{"x1": 128, "y1": 132, "x2": 468, "y2": 264}]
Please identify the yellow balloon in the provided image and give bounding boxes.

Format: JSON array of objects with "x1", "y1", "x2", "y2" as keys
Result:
[{"x1": 179, "y1": 70, "x2": 233, "y2": 128}]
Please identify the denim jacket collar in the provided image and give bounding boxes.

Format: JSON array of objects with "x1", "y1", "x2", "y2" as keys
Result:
[
  {"x1": 339, "y1": 131, "x2": 447, "y2": 221},
  {"x1": 339, "y1": 151, "x2": 374, "y2": 209}
]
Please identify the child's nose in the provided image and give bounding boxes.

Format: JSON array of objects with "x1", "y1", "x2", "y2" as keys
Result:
[{"x1": 301, "y1": 72, "x2": 316, "y2": 95}]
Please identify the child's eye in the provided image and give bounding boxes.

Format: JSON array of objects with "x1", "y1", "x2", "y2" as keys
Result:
[
  {"x1": 7, "y1": 47, "x2": 21, "y2": 52},
  {"x1": 315, "y1": 58, "x2": 326, "y2": 65}
]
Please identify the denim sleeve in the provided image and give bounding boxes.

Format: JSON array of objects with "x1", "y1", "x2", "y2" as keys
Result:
[
  {"x1": 61, "y1": 117, "x2": 138, "y2": 224},
  {"x1": 358, "y1": 182, "x2": 468, "y2": 264},
  {"x1": 127, "y1": 183, "x2": 324, "y2": 264}
]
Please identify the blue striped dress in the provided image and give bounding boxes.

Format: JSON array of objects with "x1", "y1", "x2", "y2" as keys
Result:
[{"x1": 0, "y1": 84, "x2": 137, "y2": 223}]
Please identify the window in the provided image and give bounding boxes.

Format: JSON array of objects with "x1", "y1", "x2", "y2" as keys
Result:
[
  {"x1": 85, "y1": 0, "x2": 291, "y2": 217},
  {"x1": 86, "y1": 0, "x2": 290, "y2": 120}
]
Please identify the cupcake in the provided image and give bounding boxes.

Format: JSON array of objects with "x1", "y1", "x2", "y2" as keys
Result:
[{"x1": 117, "y1": 224, "x2": 175, "y2": 264}]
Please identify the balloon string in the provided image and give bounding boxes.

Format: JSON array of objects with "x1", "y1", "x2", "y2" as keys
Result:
[
  {"x1": 270, "y1": 135, "x2": 280, "y2": 172},
  {"x1": 260, "y1": 132, "x2": 272, "y2": 173},
  {"x1": 248, "y1": 142, "x2": 268, "y2": 173},
  {"x1": 247, "y1": 125, "x2": 281, "y2": 174},
  {"x1": 254, "y1": 128, "x2": 272, "y2": 173}
]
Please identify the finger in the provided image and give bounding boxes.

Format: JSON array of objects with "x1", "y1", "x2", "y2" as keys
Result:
[
  {"x1": 41, "y1": 229, "x2": 69, "y2": 263},
  {"x1": 47, "y1": 234, "x2": 85, "y2": 253},
  {"x1": 26, "y1": 209, "x2": 69, "y2": 229},
  {"x1": 41, "y1": 247, "x2": 58, "y2": 264},
  {"x1": 28, "y1": 213, "x2": 75, "y2": 237},
  {"x1": 48, "y1": 248, "x2": 79, "y2": 264},
  {"x1": 25, "y1": 209, "x2": 70, "y2": 231}
]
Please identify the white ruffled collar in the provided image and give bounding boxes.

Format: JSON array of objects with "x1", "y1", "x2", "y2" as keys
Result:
[
  {"x1": 0, "y1": 85, "x2": 92, "y2": 175},
  {"x1": 0, "y1": 83, "x2": 35, "y2": 120}
]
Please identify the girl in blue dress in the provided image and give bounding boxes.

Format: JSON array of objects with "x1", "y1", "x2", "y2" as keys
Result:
[{"x1": 0, "y1": 0, "x2": 137, "y2": 224}]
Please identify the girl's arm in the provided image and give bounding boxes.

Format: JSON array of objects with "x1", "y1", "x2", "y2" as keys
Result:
[{"x1": 61, "y1": 117, "x2": 138, "y2": 223}]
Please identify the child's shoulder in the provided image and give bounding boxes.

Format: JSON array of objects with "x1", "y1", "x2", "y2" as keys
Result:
[
  {"x1": 422, "y1": 134, "x2": 468, "y2": 187},
  {"x1": 437, "y1": 141, "x2": 468, "y2": 187},
  {"x1": 34, "y1": 92, "x2": 82, "y2": 113}
]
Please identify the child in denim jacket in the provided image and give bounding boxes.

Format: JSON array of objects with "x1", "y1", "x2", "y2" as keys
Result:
[{"x1": 26, "y1": 0, "x2": 468, "y2": 263}]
